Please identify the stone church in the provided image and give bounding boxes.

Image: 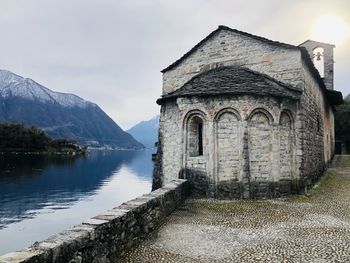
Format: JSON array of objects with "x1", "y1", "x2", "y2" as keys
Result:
[{"x1": 153, "y1": 25, "x2": 343, "y2": 198}]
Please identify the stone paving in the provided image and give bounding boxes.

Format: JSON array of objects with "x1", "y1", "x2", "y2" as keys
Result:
[{"x1": 119, "y1": 156, "x2": 350, "y2": 262}]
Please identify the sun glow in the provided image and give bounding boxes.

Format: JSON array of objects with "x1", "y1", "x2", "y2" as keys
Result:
[{"x1": 312, "y1": 15, "x2": 349, "y2": 45}]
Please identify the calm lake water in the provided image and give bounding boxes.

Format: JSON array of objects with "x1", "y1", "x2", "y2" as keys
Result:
[{"x1": 0, "y1": 150, "x2": 153, "y2": 255}]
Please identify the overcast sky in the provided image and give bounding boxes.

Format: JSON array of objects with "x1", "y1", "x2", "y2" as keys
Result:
[{"x1": 0, "y1": 0, "x2": 349, "y2": 129}]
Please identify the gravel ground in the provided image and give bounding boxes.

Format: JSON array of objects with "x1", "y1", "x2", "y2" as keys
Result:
[{"x1": 118, "y1": 155, "x2": 350, "y2": 262}]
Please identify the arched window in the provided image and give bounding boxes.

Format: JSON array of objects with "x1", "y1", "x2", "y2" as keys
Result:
[
  {"x1": 313, "y1": 47, "x2": 325, "y2": 78},
  {"x1": 188, "y1": 116, "x2": 204, "y2": 157}
]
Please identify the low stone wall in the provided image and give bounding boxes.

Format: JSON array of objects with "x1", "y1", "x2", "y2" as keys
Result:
[{"x1": 0, "y1": 179, "x2": 191, "y2": 263}]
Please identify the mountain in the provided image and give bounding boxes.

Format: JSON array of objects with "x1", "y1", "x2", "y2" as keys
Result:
[
  {"x1": 0, "y1": 69, "x2": 144, "y2": 149},
  {"x1": 127, "y1": 115, "x2": 159, "y2": 148}
]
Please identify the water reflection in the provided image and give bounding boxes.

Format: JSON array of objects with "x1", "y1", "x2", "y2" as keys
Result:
[{"x1": 0, "y1": 150, "x2": 153, "y2": 255}]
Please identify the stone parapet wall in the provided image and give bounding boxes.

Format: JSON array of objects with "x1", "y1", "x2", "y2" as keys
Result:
[{"x1": 0, "y1": 179, "x2": 191, "y2": 263}]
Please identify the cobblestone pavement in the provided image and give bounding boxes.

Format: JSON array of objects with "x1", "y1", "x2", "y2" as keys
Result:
[{"x1": 119, "y1": 156, "x2": 350, "y2": 262}]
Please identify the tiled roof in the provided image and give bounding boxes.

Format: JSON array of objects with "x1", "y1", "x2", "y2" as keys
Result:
[{"x1": 157, "y1": 66, "x2": 301, "y2": 104}]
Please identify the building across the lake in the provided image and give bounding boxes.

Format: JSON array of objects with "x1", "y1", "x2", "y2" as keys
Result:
[{"x1": 153, "y1": 25, "x2": 343, "y2": 198}]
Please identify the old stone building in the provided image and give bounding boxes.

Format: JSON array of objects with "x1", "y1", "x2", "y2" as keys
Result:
[{"x1": 153, "y1": 25, "x2": 343, "y2": 198}]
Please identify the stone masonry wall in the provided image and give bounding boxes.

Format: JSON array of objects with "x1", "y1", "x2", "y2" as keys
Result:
[
  {"x1": 157, "y1": 94, "x2": 300, "y2": 198},
  {"x1": 300, "y1": 59, "x2": 334, "y2": 185},
  {"x1": 160, "y1": 101, "x2": 183, "y2": 185},
  {"x1": 217, "y1": 112, "x2": 241, "y2": 182},
  {"x1": 248, "y1": 111, "x2": 273, "y2": 196},
  {"x1": 0, "y1": 180, "x2": 191, "y2": 263},
  {"x1": 279, "y1": 112, "x2": 294, "y2": 179},
  {"x1": 162, "y1": 29, "x2": 303, "y2": 95}
]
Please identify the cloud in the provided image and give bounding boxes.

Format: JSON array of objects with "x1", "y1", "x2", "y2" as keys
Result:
[{"x1": 0, "y1": 0, "x2": 349, "y2": 129}]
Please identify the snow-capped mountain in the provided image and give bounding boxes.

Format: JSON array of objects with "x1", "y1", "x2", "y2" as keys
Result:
[
  {"x1": 127, "y1": 115, "x2": 159, "y2": 148},
  {"x1": 0, "y1": 69, "x2": 93, "y2": 108},
  {"x1": 0, "y1": 69, "x2": 144, "y2": 149}
]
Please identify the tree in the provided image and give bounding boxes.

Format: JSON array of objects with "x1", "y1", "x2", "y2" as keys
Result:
[
  {"x1": 335, "y1": 95, "x2": 350, "y2": 152},
  {"x1": 0, "y1": 123, "x2": 84, "y2": 154}
]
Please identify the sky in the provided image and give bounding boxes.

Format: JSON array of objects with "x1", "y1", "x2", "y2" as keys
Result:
[{"x1": 0, "y1": 0, "x2": 349, "y2": 129}]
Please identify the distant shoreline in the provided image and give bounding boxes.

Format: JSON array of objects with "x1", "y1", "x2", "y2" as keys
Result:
[
  {"x1": 0, "y1": 123, "x2": 87, "y2": 155},
  {"x1": 0, "y1": 149, "x2": 86, "y2": 155}
]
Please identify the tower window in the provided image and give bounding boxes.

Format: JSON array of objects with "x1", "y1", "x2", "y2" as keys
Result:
[{"x1": 313, "y1": 47, "x2": 325, "y2": 78}]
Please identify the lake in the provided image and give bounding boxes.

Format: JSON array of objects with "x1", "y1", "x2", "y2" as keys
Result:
[{"x1": 0, "y1": 150, "x2": 153, "y2": 255}]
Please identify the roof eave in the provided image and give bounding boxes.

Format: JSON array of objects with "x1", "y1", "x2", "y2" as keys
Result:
[
  {"x1": 326, "y1": 90, "x2": 344, "y2": 106},
  {"x1": 298, "y1": 39, "x2": 336, "y2": 48},
  {"x1": 160, "y1": 27, "x2": 222, "y2": 73},
  {"x1": 156, "y1": 92, "x2": 301, "y2": 105}
]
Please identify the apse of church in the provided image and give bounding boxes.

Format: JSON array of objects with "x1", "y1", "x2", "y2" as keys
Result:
[{"x1": 153, "y1": 26, "x2": 343, "y2": 198}]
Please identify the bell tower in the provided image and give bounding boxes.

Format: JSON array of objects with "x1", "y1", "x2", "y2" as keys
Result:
[{"x1": 299, "y1": 40, "x2": 335, "y2": 90}]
